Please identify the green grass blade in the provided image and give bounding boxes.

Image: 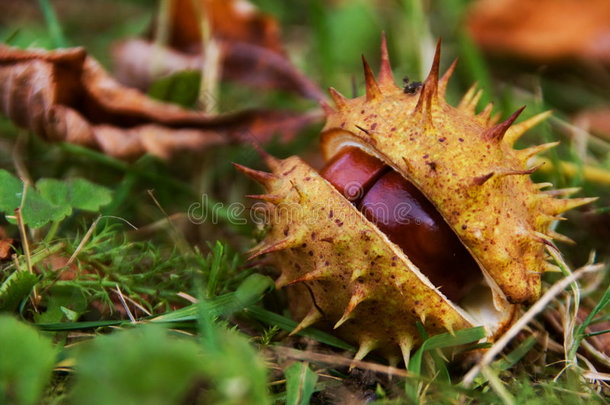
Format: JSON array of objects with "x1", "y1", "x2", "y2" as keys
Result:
[
  {"x1": 37, "y1": 0, "x2": 67, "y2": 48},
  {"x1": 457, "y1": 30, "x2": 494, "y2": 108},
  {"x1": 244, "y1": 306, "x2": 354, "y2": 351},
  {"x1": 152, "y1": 273, "x2": 274, "y2": 322},
  {"x1": 36, "y1": 319, "x2": 126, "y2": 331},
  {"x1": 0, "y1": 271, "x2": 39, "y2": 312},
  {"x1": 405, "y1": 326, "x2": 485, "y2": 401},
  {"x1": 573, "y1": 283, "x2": 610, "y2": 351},
  {"x1": 495, "y1": 335, "x2": 537, "y2": 371},
  {"x1": 284, "y1": 362, "x2": 319, "y2": 405},
  {"x1": 37, "y1": 274, "x2": 273, "y2": 331},
  {"x1": 583, "y1": 329, "x2": 610, "y2": 338},
  {"x1": 409, "y1": 326, "x2": 486, "y2": 374},
  {"x1": 206, "y1": 241, "x2": 224, "y2": 298}
]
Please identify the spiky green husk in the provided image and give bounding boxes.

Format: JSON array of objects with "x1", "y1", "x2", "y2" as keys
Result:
[
  {"x1": 238, "y1": 156, "x2": 481, "y2": 362},
  {"x1": 238, "y1": 36, "x2": 595, "y2": 362},
  {"x1": 321, "y1": 38, "x2": 594, "y2": 305}
]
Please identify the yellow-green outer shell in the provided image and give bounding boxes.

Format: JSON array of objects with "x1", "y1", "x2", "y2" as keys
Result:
[
  {"x1": 238, "y1": 38, "x2": 595, "y2": 360},
  {"x1": 249, "y1": 155, "x2": 473, "y2": 356}
]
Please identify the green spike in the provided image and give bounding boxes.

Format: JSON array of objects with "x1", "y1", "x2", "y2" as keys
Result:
[
  {"x1": 349, "y1": 337, "x2": 378, "y2": 370},
  {"x1": 362, "y1": 56, "x2": 382, "y2": 101},
  {"x1": 329, "y1": 87, "x2": 349, "y2": 110},
  {"x1": 287, "y1": 266, "x2": 329, "y2": 285},
  {"x1": 399, "y1": 334, "x2": 414, "y2": 367},
  {"x1": 543, "y1": 187, "x2": 582, "y2": 197},
  {"x1": 516, "y1": 142, "x2": 559, "y2": 161},
  {"x1": 289, "y1": 307, "x2": 322, "y2": 336},
  {"x1": 247, "y1": 236, "x2": 300, "y2": 260},
  {"x1": 458, "y1": 82, "x2": 478, "y2": 110},
  {"x1": 233, "y1": 163, "x2": 278, "y2": 190},
  {"x1": 504, "y1": 110, "x2": 552, "y2": 146},
  {"x1": 245, "y1": 194, "x2": 283, "y2": 204},
  {"x1": 548, "y1": 230, "x2": 575, "y2": 244},
  {"x1": 334, "y1": 287, "x2": 368, "y2": 329},
  {"x1": 545, "y1": 197, "x2": 598, "y2": 215},
  {"x1": 438, "y1": 59, "x2": 458, "y2": 99}
]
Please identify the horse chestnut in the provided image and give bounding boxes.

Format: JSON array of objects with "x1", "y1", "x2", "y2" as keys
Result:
[
  {"x1": 320, "y1": 146, "x2": 481, "y2": 302},
  {"x1": 237, "y1": 36, "x2": 595, "y2": 363}
]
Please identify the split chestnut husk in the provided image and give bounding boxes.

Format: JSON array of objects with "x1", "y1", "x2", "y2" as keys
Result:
[{"x1": 236, "y1": 36, "x2": 596, "y2": 364}]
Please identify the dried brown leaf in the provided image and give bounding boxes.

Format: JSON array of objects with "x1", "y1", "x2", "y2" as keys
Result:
[
  {"x1": 113, "y1": 0, "x2": 325, "y2": 101},
  {"x1": 0, "y1": 45, "x2": 321, "y2": 159},
  {"x1": 574, "y1": 108, "x2": 610, "y2": 140},
  {"x1": 168, "y1": 0, "x2": 283, "y2": 54},
  {"x1": 467, "y1": 0, "x2": 610, "y2": 64},
  {"x1": 0, "y1": 235, "x2": 13, "y2": 260},
  {"x1": 0, "y1": 227, "x2": 15, "y2": 261}
]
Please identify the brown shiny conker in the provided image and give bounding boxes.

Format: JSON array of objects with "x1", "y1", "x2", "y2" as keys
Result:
[
  {"x1": 319, "y1": 145, "x2": 388, "y2": 204},
  {"x1": 319, "y1": 146, "x2": 482, "y2": 302}
]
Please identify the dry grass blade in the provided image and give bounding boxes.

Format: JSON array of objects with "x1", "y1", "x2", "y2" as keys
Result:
[
  {"x1": 67, "y1": 215, "x2": 102, "y2": 265},
  {"x1": 273, "y1": 346, "x2": 411, "y2": 378},
  {"x1": 463, "y1": 264, "x2": 602, "y2": 386},
  {"x1": 114, "y1": 283, "x2": 136, "y2": 324}
]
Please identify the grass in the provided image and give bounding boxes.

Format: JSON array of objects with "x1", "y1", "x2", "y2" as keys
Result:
[{"x1": 0, "y1": 0, "x2": 609, "y2": 404}]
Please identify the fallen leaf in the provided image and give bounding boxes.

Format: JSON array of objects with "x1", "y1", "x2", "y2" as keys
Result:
[
  {"x1": 0, "y1": 239, "x2": 12, "y2": 260},
  {"x1": 168, "y1": 0, "x2": 283, "y2": 54},
  {"x1": 0, "y1": 45, "x2": 321, "y2": 159},
  {"x1": 574, "y1": 108, "x2": 610, "y2": 140},
  {"x1": 0, "y1": 226, "x2": 14, "y2": 260},
  {"x1": 112, "y1": 0, "x2": 325, "y2": 101},
  {"x1": 0, "y1": 226, "x2": 16, "y2": 260},
  {"x1": 467, "y1": 0, "x2": 610, "y2": 64}
]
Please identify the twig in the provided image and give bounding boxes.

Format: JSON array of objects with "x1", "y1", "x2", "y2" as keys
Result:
[
  {"x1": 152, "y1": 0, "x2": 172, "y2": 78},
  {"x1": 199, "y1": 5, "x2": 221, "y2": 114},
  {"x1": 272, "y1": 346, "x2": 411, "y2": 378},
  {"x1": 583, "y1": 371, "x2": 610, "y2": 382}
]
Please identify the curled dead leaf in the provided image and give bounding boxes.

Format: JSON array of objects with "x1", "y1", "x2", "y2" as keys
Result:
[
  {"x1": 0, "y1": 45, "x2": 321, "y2": 159},
  {"x1": 467, "y1": 0, "x2": 610, "y2": 64},
  {"x1": 112, "y1": 0, "x2": 325, "y2": 101}
]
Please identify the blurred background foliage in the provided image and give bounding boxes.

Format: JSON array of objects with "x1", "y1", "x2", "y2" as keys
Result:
[{"x1": 0, "y1": 0, "x2": 608, "y2": 403}]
